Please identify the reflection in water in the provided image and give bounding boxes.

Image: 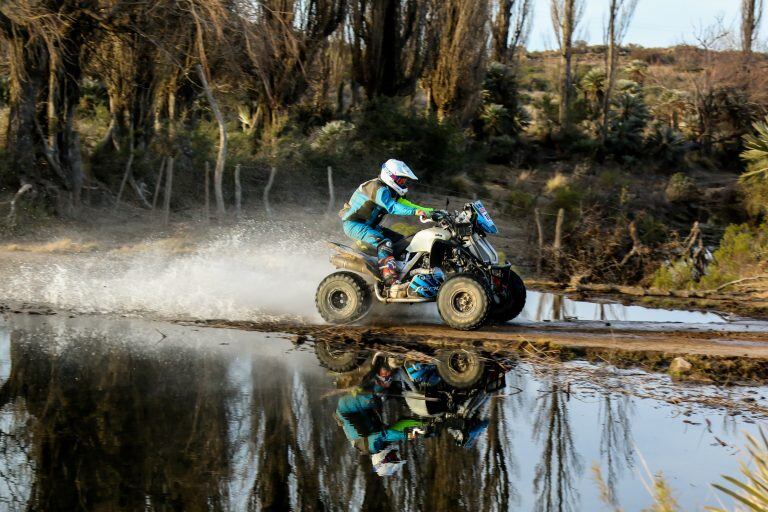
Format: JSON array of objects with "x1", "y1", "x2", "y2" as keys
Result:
[
  {"x1": 532, "y1": 371, "x2": 582, "y2": 512},
  {"x1": 524, "y1": 290, "x2": 726, "y2": 324},
  {"x1": 0, "y1": 314, "x2": 763, "y2": 511}
]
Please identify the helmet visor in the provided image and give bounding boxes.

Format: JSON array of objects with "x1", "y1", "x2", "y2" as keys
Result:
[{"x1": 392, "y1": 175, "x2": 408, "y2": 187}]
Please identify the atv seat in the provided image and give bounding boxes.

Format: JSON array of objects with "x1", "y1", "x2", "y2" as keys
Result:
[{"x1": 356, "y1": 235, "x2": 413, "y2": 258}]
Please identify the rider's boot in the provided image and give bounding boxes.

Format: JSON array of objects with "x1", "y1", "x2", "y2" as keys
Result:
[{"x1": 379, "y1": 255, "x2": 399, "y2": 286}]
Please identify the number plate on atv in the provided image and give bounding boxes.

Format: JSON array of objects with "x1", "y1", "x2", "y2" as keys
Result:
[{"x1": 471, "y1": 201, "x2": 498, "y2": 235}]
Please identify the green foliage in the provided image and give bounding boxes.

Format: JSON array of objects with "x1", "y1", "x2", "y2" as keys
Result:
[
  {"x1": 581, "y1": 67, "x2": 606, "y2": 99},
  {"x1": 651, "y1": 259, "x2": 696, "y2": 290},
  {"x1": 636, "y1": 214, "x2": 669, "y2": 245},
  {"x1": 665, "y1": 173, "x2": 698, "y2": 203},
  {"x1": 707, "y1": 429, "x2": 768, "y2": 512},
  {"x1": 740, "y1": 117, "x2": 768, "y2": 217},
  {"x1": 507, "y1": 188, "x2": 535, "y2": 212},
  {"x1": 0, "y1": 76, "x2": 10, "y2": 106},
  {"x1": 698, "y1": 223, "x2": 768, "y2": 289},
  {"x1": 606, "y1": 91, "x2": 649, "y2": 157},
  {"x1": 529, "y1": 93, "x2": 559, "y2": 140},
  {"x1": 476, "y1": 62, "x2": 529, "y2": 163},
  {"x1": 652, "y1": 223, "x2": 768, "y2": 291},
  {"x1": 548, "y1": 185, "x2": 583, "y2": 216},
  {"x1": 623, "y1": 60, "x2": 649, "y2": 84},
  {"x1": 356, "y1": 99, "x2": 472, "y2": 179},
  {"x1": 645, "y1": 124, "x2": 687, "y2": 167},
  {"x1": 309, "y1": 120, "x2": 357, "y2": 156},
  {"x1": 597, "y1": 167, "x2": 630, "y2": 190}
]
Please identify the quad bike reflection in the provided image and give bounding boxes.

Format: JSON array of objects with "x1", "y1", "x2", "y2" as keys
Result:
[{"x1": 317, "y1": 340, "x2": 515, "y2": 476}]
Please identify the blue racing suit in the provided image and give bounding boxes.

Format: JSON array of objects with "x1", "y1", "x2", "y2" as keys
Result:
[
  {"x1": 339, "y1": 178, "x2": 425, "y2": 259},
  {"x1": 335, "y1": 392, "x2": 408, "y2": 453}
]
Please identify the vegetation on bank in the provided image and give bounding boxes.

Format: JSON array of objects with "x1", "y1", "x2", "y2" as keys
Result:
[{"x1": 0, "y1": 0, "x2": 766, "y2": 295}]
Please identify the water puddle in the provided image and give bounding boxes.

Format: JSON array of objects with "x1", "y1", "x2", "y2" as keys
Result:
[
  {"x1": 522, "y1": 290, "x2": 726, "y2": 324},
  {"x1": 0, "y1": 313, "x2": 765, "y2": 511}
]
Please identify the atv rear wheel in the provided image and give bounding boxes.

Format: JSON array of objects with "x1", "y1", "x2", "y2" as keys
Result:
[
  {"x1": 436, "y1": 274, "x2": 492, "y2": 330},
  {"x1": 315, "y1": 272, "x2": 372, "y2": 324},
  {"x1": 314, "y1": 341, "x2": 371, "y2": 373},
  {"x1": 436, "y1": 348, "x2": 485, "y2": 389},
  {"x1": 491, "y1": 269, "x2": 527, "y2": 323}
]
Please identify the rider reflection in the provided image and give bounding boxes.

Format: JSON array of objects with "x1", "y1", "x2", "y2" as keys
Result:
[
  {"x1": 327, "y1": 346, "x2": 510, "y2": 477},
  {"x1": 335, "y1": 356, "x2": 426, "y2": 476}
]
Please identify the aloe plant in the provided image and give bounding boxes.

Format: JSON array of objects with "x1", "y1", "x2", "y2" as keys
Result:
[
  {"x1": 707, "y1": 429, "x2": 768, "y2": 512},
  {"x1": 741, "y1": 117, "x2": 768, "y2": 180}
]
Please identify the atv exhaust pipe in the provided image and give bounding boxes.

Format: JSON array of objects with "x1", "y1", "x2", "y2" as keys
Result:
[{"x1": 330, "y1": 254, "x2": 378, "y2": 280}]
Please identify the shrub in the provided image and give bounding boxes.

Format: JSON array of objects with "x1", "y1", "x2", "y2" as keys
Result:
[
  {"x1": 651, "y1": 259, "x2": 695, "y2": 290},
  {"x1": 698, "y1": 223, "x2": 768, "y2": 289},
  {"x1": 665, "y1": 173, "x2": 698, "y2": 203},
  {"x1": 507, "y1": 188, "x2": 535, "y2": 213},
  {"x1": 355, "y1": 99, "x2": 472, "y2": 180},
  {"x1": 645, "y1": 124, "x2": 688, "y2": 168},
  {"x1": 309, "y1": 120, "x2": 357, "y2": 156},
  {"x1": 740, "y1": 116, "x2": 768, "y2": 218},
  {"x1": 606, "y1": 91, "x2": 649, "y2": 157}
]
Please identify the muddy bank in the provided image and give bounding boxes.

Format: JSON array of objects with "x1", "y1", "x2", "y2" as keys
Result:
[{"x1": 190, "y1": 318, "x2": 768, "y2": 383}]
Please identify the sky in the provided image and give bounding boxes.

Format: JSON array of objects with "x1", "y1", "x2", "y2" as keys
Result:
[{"x1": 527, "y1": 0, "x2": 768, "y2": 50}]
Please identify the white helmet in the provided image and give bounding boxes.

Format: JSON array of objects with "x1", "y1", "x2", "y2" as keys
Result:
[
  {"x1": 371, "y1": 446, "x2": 406, "y2": 477},
  {"x1": 380, "y1": 159, "x2": 418, "y2": 197}
]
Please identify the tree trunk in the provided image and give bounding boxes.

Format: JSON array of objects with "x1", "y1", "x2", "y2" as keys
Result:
[
  {"x1": 741, "y1": 0, "x2": 762, "y2": 55},
  {"x1": 601, "y1": 0, "x2": 618, "y2": 143},
  {"x1": 558, "y1": 0, "x2": 576, "y2": 129},
  {"x1": 493, "y1": 0, "x2": 513, "y2": 63},
  {"x1": 163, "y1": 156, "x2": 174, "y2": 226},
  {"x1": 197, "y1": 65, "x2": 227, "y2": 216}
]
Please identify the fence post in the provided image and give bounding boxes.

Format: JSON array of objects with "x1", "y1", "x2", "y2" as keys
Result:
[
  {"x1": 163, "y1": 156, "x2": 174, "y2": 226},
  {"x1": 152, "y1": 157, "x2": 166, "y2": 210},
  {"x1": 264, "y1": 166, "x2": 276, "y2": 217},
  {"x1": 204, "y1": 161, "x2": 211, "y2": 223},
  {"x1": 553, "y1": 208, "x2": 565, "y2": 251},
  {"x1": 326, "y1": 165, "x2": 335, "y2": 215},
  {"x1": 235, "y1": 163, "x2": 242, "y2": 218},
  {"x1": 553, "y1": 207, "x2": 565, "y2": 274}
]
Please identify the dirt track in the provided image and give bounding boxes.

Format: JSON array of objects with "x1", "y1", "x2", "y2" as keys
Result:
[{"x1": 193, "y1": 318, "x2": 768, "y2": 358}]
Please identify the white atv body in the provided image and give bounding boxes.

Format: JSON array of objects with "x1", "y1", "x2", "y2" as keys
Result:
[{"x1": 316, "y1": 202, "x2": 526, "y2": 330}]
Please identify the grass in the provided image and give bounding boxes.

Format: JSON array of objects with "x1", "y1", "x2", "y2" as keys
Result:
[{"x1": 707, "y1": 429, "x2": 768, "y2": 512}]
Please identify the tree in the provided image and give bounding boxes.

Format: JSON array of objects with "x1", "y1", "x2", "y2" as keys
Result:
[
  {"x1": 551, "y1": 0, "x2": 583, "y2": 130},
  {"x1": 423, "y1": 0, "x2": 490, "y2": 123},
  {"x1": 491, "y1": 0, "x2": 532, "y2": 64},
  {"x1": 741, "y1": 0, "x2": 764, "y2": 55},
  {"x1": 601, "y1": 0, "x2": 638, "y2": 143},
  {"x1": 240, "y1": 0, "x2": 346, "y2": 140},
  {"x1": 349, "y1": 0, "x2": 433, "y2": 99}
]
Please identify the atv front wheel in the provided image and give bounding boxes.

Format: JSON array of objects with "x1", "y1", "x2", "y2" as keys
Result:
[
  {"x1": 436, "y1": 348, "x2": 485, "y2": 389},
  {"x1": 315, "y1": 272, "x2": 372, "y2": 324},
  {"x1": 491, "y1": 269, "x2": 527, "y2": 323},
  {"x1": 436, "y1": 274, "x2": 492, "y2": 330}
]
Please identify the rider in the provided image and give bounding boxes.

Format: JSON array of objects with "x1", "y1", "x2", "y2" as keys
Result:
[
  {"x1": 339, "y1": 159, "x2": 433, "y2": 285},
  {"x1": 334, "y1": 356, "x2": 426, "y2": 476}
]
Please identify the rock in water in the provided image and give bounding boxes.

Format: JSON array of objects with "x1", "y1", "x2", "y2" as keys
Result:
[{"x1": 669, "y1": 357, "x2": 693, "y2": 375}]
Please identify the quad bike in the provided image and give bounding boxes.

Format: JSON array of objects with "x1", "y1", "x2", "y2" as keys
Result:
[
  {"x1": 316, "y1": 201, "x2": 527, "y2": 330},
  {"x1": 317, "y1": 342, "x2": 514, "y2": 447},
  {"x1": 315, "y1": 340, "x2": 491, "y2": 389}
]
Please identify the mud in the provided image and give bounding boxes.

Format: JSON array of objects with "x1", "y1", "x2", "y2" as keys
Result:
[{"x1": 182, "y1": 316, "x2": 768, "y2": 383}]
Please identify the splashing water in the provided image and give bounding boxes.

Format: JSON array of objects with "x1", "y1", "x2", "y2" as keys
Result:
[{"x1": 0, "y1": 220, "x2": 334, "y2": 322}]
